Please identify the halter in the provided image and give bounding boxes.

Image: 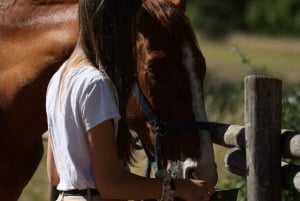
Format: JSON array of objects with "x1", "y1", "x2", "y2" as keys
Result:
[{"x1": 132, "y1": 81, "x2": 225, "y2": 175}]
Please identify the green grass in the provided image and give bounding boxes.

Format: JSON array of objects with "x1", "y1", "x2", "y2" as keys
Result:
[{"x1": 19, "y1": 33, "x2": 300, "y2": 201}]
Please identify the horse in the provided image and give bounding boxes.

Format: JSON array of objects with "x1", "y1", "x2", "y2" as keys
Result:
[
  {"x1": 0, "y1": 0, "x2": 217, "y2": 200},
  {"x1": 0, "y1": 1, "x2": 78, "y2": 200},
  {"x1": 128, "y1": 0, "x2": 217, "y2": 184}
]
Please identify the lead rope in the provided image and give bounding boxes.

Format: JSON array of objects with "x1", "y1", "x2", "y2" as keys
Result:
[
  {"x1": 133, "y1": 82, "x2": 175, "y2": 201},
  {"x1": 156, "y1": 169, "x2": 175, "y2": 201},
  {"x1": 168, "y1": 161, "x2": 183, "y2": 179},
  {"x1": 154, "y1": 128, "x2": 175, "y2": 201}
]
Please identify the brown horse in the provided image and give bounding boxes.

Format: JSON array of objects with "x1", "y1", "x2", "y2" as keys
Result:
[
  {"x1": 0, "y1": 1, "x2": 78, "y2": 200},
  {"x1": 0, "y1": 0, "x2": 217, "y2": 200},
  {"x1": 128, "y1": 0, "x2": 217, "y2": 184}
]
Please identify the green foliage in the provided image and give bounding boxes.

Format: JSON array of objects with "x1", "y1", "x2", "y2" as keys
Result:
[
  {"x1": 282, "y1": 190, "x2": 300, "y2": 201},
  {"x1": 281, "y1": 84, "x2": 300, "y2": 201},
  {"x1": 190, "y1": 0, "x2": 247, "y2": 38},
  {"x1": 186, "y1": 0, "x2": 300, "y2": 37},
  {"x1": 245, "y1": 0, "x2": 300, "y2": 36},
  {"x1": 282, "y1": 86, "x2": 300, "y2": 131},
  {"x1": 204, "y1": 76, "x2": 244, "y2": 123}
]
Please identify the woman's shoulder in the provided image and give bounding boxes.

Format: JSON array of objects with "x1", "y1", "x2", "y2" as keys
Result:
[
  {"x1": 73, "y1": 65, "x2": 109, "y2": 84},
  {"x1": 69, "y1": 66, "x2": 114, "y2": 96}
]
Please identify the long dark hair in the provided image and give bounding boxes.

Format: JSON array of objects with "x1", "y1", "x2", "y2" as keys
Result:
[{"x1": 78, "y1": 0, "x2": 141, "y2": 163}]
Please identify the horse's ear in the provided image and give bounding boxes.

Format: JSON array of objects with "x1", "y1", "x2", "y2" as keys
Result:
[{"x1": 168, "y1": 0, "x2": 187, "y2": 12}]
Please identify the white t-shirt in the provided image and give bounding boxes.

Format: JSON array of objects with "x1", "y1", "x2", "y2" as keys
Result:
[{"x1": 46, "y1": 62, "x2": 120, "y2": 191}]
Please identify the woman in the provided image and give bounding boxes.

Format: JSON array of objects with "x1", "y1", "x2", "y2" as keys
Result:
[{"x1": 46, "y1": 0, "x2": 213, "y2": 201}]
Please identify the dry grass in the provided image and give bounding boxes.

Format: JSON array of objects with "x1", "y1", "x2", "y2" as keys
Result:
[{"x1": 198, "y1": 32, "x2": 300, "y2": 87}]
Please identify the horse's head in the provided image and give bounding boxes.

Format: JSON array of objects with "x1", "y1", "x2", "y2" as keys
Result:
[{"x1": 127, "y1": 0, "x2": 218, "y2": 186}]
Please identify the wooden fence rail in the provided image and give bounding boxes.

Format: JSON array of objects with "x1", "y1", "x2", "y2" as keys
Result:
[
  {"x1": 210, "y1": 126, "x2": 300, "y2": 159},
  {"x1": 209, "y1": 75, "x2": 300, "y2": 201}
]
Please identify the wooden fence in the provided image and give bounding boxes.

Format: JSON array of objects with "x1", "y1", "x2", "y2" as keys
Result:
[{"x1": 210, "y1": 75, "x2": 300, "y2": 201}]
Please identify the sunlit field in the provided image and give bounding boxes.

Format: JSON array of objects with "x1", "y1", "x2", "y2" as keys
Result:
[
  {"x1": 19, "y1": 33, "x2": 300, "y2": 201},
  {"x1": 198, "y1": 33, "x2": 300, "y2": 87}
]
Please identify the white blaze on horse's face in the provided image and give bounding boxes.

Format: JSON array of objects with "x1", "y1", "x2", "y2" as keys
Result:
[
  {"x1": 168, "y1": 43, "x2": 218, "y2": 185},
  {"x1": 182, "y1": 43, "x2": 206, "y2": 120}
]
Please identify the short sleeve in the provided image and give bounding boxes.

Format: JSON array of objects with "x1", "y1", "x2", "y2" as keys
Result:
[{"x1": 79, "y1": 78, "x2": 120, "y2": 132}]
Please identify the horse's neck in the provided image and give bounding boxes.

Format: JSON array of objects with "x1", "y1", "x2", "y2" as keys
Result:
[{"x1": 0, "y1": 0, "x2": 79, "y2": 104}]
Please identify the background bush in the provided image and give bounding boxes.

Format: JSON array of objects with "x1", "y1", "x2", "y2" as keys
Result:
[{"x1": 187, "y1": 0, "x2": 300, "y2": 38}]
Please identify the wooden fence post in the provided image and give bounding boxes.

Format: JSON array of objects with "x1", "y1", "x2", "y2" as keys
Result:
[{"x1": 245, "y1": 75, "x2": 282, "y2": 201}]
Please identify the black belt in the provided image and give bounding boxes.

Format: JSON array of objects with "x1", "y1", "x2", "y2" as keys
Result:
[{"x1": 62, "y1": 189, "x2": 99, "y2": 196}]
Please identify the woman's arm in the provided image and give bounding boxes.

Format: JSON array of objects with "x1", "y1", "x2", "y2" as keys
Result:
[
  {"x1": 87, "y1": 119, "x2": 213, "y2": 201},
  {"x1": 47, "y1": 138, "x2": 60, "y2": 186}
]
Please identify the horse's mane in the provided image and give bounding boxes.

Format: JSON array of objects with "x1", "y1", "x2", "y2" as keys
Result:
[{"x1": 142, "y1": 0, "x2": 199, "y2": 49}]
